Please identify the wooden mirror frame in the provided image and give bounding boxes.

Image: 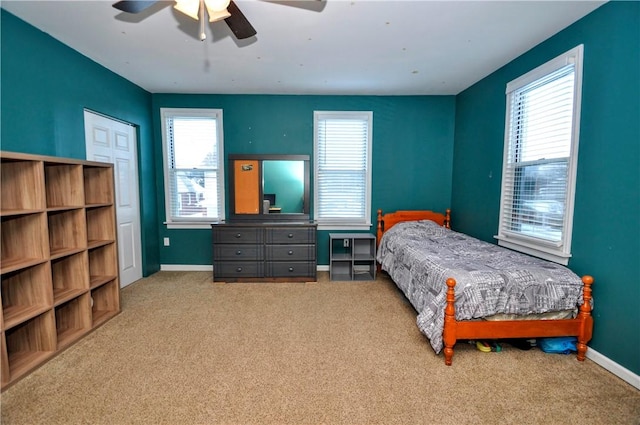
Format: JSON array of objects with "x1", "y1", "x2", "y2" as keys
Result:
[{"x1": 227, "y1": 154, "x2": 311, "y2": 222}]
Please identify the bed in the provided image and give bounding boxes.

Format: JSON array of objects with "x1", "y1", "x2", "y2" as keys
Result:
[{"x1": 376, "y1": 209, "x2": 593, "y2": 365}]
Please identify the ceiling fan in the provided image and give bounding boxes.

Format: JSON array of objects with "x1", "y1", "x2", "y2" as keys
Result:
[{"x1": 113, "y1": 0, "x2": 257, "y2": 41}]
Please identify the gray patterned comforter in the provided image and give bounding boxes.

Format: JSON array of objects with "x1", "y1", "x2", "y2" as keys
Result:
[{"x1": 376, "y1": 220, "x2": 584, "y2": 353}]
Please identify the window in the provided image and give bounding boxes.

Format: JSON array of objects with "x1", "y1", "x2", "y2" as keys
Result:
[
  {"x1": 161, "y1": 108, "x2": 225, "y2": 228},
  {"x1": 314, "y1": 111, "x2": 373, "y2": 230},
  {"x1": 496, "y1": 45, "x2": 583, "y2": 264}
]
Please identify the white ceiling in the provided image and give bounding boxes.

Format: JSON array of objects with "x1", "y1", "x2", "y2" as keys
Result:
[{"x1": 2, "y1": 0, "x2": 605, "y2": 95}]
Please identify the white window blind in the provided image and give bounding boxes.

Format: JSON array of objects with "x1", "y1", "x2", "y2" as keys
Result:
[
  {"x1": 314, "y1": 111, "x2": 373, "y2": 228},
  {"x1": 497, "y1": 45, "x2": 583, "y2": 264},
  {"x1": 161, "y1": 108, "x2": 225, "y2": 226}
]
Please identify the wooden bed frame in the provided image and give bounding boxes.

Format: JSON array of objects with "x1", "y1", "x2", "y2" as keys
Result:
[{"x1": 376, "y1": 209, "x2": 594, "y2": 366}]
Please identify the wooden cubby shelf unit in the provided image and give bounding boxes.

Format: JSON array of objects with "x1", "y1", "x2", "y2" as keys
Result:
[{"x1": 0, "y1": 151, "x2": 120, "y2": 391}]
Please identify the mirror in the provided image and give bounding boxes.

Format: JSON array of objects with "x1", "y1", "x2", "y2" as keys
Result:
[{"x1": 228, "y1": 154, "x2": 310, "y2": 221}]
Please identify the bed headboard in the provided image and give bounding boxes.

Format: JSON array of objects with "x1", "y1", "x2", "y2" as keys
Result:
[{"x1": 376, "y1": 209, "x2": 451, "y2": 245}]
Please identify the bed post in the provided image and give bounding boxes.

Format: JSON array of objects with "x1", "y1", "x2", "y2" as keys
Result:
[
  {"x1": 376, "y1": 210, "x2": 383, "y2": 272},
  {"x1": 443, "y1": 278, "x2": 457, "y2": 365},
  {"x1": 576, "y1": 275, "x2": 594, "y2": 361},
  {"x1": 376, "y1": 209, "x2": 383, "y2": 247},
  {"x1": 444, "y1": 209, "x2": 451, "y2": 229}
]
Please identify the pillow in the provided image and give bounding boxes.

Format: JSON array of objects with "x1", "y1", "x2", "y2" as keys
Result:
[
  {"x1": 387, "y1": 219, "x2": 447, "y2": 239},
  {"x1": 414, "y1": 219, "x2": 448, "y2": 236}
]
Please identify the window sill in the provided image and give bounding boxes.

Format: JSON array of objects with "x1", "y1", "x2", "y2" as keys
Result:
[{"x1": 495, "y1": 236, "x2": 570, "y2": 265}]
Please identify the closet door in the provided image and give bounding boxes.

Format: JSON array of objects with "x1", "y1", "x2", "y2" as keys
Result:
[{"x1": 84, "y1": 110, "x2": 142, "y2": 288}]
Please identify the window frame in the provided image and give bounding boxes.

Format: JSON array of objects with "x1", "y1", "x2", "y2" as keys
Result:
[
  {"x1": 495, "y1": 45, "x2": 584, "y2": 265},
  {"x1": 313, "y1": 111, "x2": 373, "y2": 231},
  {"x1": 160, "y1": 107, "x2": 225, "y2": 229}
]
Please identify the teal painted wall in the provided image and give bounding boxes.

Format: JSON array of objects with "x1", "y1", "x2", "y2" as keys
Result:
[
  {"x1": 152, "y1": 94, "x2": 456, "y2": 266},
  {"x1": 452, "y1": 2, "x2": 640, "y2": 374},
  {"x1": 1, "y1": 10, "x2": 161, "y2": 276}
]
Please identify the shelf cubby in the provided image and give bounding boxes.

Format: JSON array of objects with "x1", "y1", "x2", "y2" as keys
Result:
[
  {"x1": 1, "y1": 213, "x2": 49, "y2": 274},
  {"x1": 330, "y1": 261, "x2": 353, "y2": 281},
  {"x1": 352, "y1": 238, "x2": 376, "y2": 280},
  {"x1": 88, "y1": 243, "x2": 118, "y2": 288},
  {"x1": 84, "y1": 166, "x2": 114, "y2": 206},
  {"x1": 353, "y1": 238, "x2": 376, "y2": 261},
  {"x1": 52, "y1": 252, "x2": 89, "y2": 306},
  {"x1": 48, "y1": 209, "x2": 87, "y2": 259},
  {"x1": 44, "y1": 163, "x2": 84, "y2": 208},
  {"x1": 91, "y1": 279, "x2": 120, "y2": 328},
  {"x1": 353, "y1": 262, "x2": 376, "y2": 281},
  {"x1": 1, "y1": 263, "x2": 53, "y2": 330},
  {"x1": 86, "y1": 206, "x2": 116, "y2": 246},
  {"x1": 5, "y1": 310, "x2": 56, "y2": 382},
  {"x1": 0, "y1": 159, "x2": 45, "y2": 214},
  {"x1": 55, "y1": 293, "x2": 91, "y2": 350}
]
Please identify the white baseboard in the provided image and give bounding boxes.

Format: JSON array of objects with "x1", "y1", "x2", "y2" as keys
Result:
[
  {"x1": 160, "y1": 264, "x2": 213, "y2": 271},
  {"x1": 586, "y1": 347, "x2": 640, "y2": 390},
  {"x1": 317, "y1": 265, "x2": 329, "y2": 272}
]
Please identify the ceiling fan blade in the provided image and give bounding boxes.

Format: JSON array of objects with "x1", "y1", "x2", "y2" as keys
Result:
[
  {"x1": 225, "y1": 1, "x2": 257, "y2": 40},
  {"x1": 112, "y1": 1, "x2": 159, "y2": 14}
]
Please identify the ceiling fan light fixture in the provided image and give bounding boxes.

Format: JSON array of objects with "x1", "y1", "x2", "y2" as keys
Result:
[
  {"x1": 174, "y1": 0, "x2": 231, "y2": 22},
  {"x1": 174, "y1": 0, "x2": 200, "y2": 20},
  {"x1": 206, "y1": 7, "x2": 231, "y2": 23},
  {"x1": 204, "y1": 0, "x2": 231, "y2": 12}
]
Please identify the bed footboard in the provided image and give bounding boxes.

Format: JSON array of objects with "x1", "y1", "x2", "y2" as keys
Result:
[{"x1": 442, "y1": 275, "x2": 594, "y2": 365}]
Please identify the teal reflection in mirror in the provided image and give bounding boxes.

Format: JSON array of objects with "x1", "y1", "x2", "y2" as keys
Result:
[{"x1": 263, "y1": 160, "x2": 305, "y2": 214}]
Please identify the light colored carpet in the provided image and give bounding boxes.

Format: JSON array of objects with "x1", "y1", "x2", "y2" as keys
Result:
[{"x1": 1, "y1": 271, "x2": 638, "y2": 425}]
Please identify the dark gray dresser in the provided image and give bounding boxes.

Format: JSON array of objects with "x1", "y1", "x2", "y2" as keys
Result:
[{"x1": 211, "y1": 222, "x2": 317, "y2": 282}]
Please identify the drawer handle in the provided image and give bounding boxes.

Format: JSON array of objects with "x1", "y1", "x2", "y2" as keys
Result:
[
  {"x1": 287, "y1": 233, "x2": 293, "y2": 238},
  {"x1": 236, "y1": 267, "x2": 242, "y2": 272},
  {"x1": 288, "y1": 250, "x2": 293, "y2": 255},
  {"x1": 288, "y1": 267, "x2": 294, "y2": 272},
  {"x1": 236, "y1": 250, "x2": 242, "y2": 255},
  {"x1": 235, "y1": 233, "x2": 242, "y2": 238}
]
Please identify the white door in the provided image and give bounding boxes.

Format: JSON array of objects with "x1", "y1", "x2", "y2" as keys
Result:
[{"x1": 84, "y1": 110, "x2": 143, "y2": 288}]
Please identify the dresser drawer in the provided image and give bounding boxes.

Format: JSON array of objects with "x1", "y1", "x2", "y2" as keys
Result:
[
  {"x1": 266, "y1": 261, "x2": 317, "y2": 278},
  {"x1": 266, "y1": 227, "x2": 316, "y2": 244},
  {"x1": 214, "y1": 261, "x2": 264, "y2": 278},
  {"x1": 213, "y1": 227, "x2": 263, "y2": 244},
  {"x1": 266, "y1": 244, "x2": 315, "y2": 262},
  {"x1": 214, "y1": 244, "x2": 263, "y2": 261}
]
